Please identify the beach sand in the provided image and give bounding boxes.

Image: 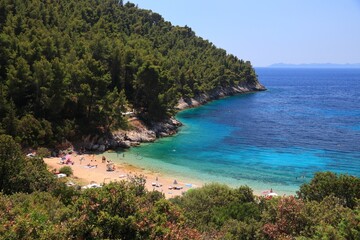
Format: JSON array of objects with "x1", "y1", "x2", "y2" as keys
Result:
[{"x1": 44, "y1": 152, "x2": 200, "y2": 199}]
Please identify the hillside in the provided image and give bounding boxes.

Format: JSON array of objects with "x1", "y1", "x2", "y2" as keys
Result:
[{"x1": 0, "y1": 0, "x2": 264, "y2": 148}]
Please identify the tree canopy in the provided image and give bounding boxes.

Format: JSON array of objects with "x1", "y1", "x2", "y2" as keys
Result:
[
  {"x1": 0, "y1": 0, "x2": 260, "y2": 148},
  {"x1": 0, "y1": 134, "x2": 55, "y2": 194}
]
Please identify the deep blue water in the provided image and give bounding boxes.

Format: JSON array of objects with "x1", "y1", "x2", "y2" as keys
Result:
[{"x1": 108, "y1": 68, "x2": 360, "y2": 194}]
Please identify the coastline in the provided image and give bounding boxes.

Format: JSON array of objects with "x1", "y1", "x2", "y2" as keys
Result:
[
  {"x1": 176, "y1": 82, "x2": 266, "y2": 110},
  {"x1": 44, "y1": 81, "x2": 267, "y2": 198},
  {"x1": 44, "y1": 151, "x2": 275, "y2": 198},
  {"x1": 83, "y1": 81, "x2": 266, "y2": 152},
  {"x1": 44, "y1": 152, "x2": 201, "y2": 199},
  {"x1": 107, "y1": 147, "x2": 296, "y2": 197}
]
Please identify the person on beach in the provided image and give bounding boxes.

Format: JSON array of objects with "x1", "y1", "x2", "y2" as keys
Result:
[
  {"x1": 102, "y1": 156, "x2": 106, "y2": 163},
  {"x1": 87, "y1": 163, "x2": 97, "y2": 168}
]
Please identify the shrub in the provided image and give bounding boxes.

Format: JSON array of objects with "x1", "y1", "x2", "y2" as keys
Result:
[
  {"x1": 297, "y1": 172, "x2": 360, "y2": 209},
  {"x1": 174, "y1": 183, "x2": 241, "y2": 230},
  {"x1": 15, "y1": 115, "x2": 54, "y2": 148},
  {"x1": 0, "y1": 134, "x2": 24, "y2": 194},
  {"x1": 36, "y1": 147, "x2": 51, "y2": 158},
  {"x1": 59, "y1": 166, "x2": 73, "y2": 176}
]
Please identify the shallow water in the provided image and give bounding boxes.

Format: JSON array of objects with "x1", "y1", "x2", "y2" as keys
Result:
[{"x1": 105, "y1": 68, "x2": 360, "y2": 195}]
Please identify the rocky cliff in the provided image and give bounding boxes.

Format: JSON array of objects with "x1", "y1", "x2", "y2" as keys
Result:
[
  {"x1": 82, "y1": 117, "x2": 182, "y2": 151},
  {"x1": 82, "y1": 82, "x2": 266, "y2": 152},
  {"x1": 176, "y1": 82, "x2": 266, "y2": 110}
]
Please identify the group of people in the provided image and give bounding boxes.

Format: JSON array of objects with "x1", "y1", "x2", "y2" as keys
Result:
[
  {"x1": 58, "y1": 148, "x2": 117, "y2": 172},
  {"x1": 59, "y1": 156, "x2": 74, "y2": 165}
]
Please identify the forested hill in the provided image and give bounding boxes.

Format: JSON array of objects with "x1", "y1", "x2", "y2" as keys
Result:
[{"x1": 0, "y1": 0, "x2": 262, "y2": 148}]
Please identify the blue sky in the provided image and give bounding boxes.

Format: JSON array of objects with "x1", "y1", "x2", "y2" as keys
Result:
[{"x1": 128, "y1": 0, "x2": 360, "y2": 67}]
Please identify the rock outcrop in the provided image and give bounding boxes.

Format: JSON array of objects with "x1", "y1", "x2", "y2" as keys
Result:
[
  {"x1": 81, "y1": 117, "x2": 182, "y2": 151},
  {"x1": 176, "y1": 82, "x2": 266, "y2": 110},
  {"x1": 81, "y1": 82, "x2": 265, "y2": 152}
]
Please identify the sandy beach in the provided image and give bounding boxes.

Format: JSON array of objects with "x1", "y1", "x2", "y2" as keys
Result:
[{"x1": 44, "y1": 152, "x2": 200, "y2": 199}]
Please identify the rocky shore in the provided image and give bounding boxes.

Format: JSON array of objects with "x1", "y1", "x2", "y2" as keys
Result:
[
  {"x1": 81, "y1": 82, "x2": 266, "y2": 151},
  {"x1": 81, "y1": 117, "x2": 182, "y2": 151},
  {"x1": 176, "y1": 82, "x2": 266, "y2": 110}
]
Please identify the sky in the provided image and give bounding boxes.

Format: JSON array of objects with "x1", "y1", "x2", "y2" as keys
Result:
[{"x1": 128, "y1": 0, "x2": 360, "y2": 67}]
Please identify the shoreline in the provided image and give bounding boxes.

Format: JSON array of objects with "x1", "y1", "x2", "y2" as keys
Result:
[
  {"x1": 83, "y1": 82, "x2": 266, "y2": 152},
  {"x1": 44, "y1": 152, "x2": 201, "y2": 199},
  {"x1": 44, "y1": 150, "x2": 288, "y2": 198},
  {"x1": 176, "y1": 82, "x2": 266, "y2": 110},
  {"x1": 44, "y1": 83, "x2": 268, "y2": 198},
  {"x1": 102, "y1": 148, "x2": 293, "y2": 197}
]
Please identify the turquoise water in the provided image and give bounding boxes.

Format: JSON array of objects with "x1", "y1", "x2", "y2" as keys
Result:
[{"x1": 105, "y1": 68, "x2": 360, "y2": 195}]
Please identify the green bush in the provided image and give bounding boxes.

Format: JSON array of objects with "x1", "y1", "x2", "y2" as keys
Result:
[
  {"x1": 173, "y1": 183, "x2": 257, "y2": 231},
  {"x1": 59, "y1": 166, "x2": 73, "y2": 176},
  {"x1": 1, "y1": 171, "x2": 359, "y2": 239},
  {"x1": 0, "y1": 134, "x2": 24, "y2": 194},
  {"x1": 297, "y1": 172, "x2": 360, "y2": 208},
  {"x1": 36, "y1": 147, "x2": 51, "y2": 158}
]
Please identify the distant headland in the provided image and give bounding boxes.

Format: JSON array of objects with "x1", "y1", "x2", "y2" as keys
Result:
[{"x1": 268, "y1": 63, "x2": 360, "y2": 69}]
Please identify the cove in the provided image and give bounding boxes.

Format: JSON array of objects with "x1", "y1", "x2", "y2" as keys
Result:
[{"x1": 106, "y1": 68, "x2": 360, "y2": 195}]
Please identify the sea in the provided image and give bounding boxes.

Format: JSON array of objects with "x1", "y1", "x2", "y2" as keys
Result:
[{"x1": 105, "y1": 68, "x2": 360, "y2": 195}]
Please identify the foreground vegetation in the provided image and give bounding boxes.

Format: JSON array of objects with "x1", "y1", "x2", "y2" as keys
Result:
[
  {"x1": 0, "y1": 0, "x2": 260, "y2": 149},
  {"x1": 1, "y1": 134, "x2": 360, "y2": 239},
  {"x1": 1, "y1": 1, "x2": 358, "y2": 238}
]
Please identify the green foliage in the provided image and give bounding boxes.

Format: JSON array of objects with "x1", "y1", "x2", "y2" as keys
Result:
[
  {"x1": 221, "y1": 219, "x2": 262, "y2": 240},
  {"x1": 36, "y1": 147, "x2": 51, "y2": 158},
  {"x1": 0, "y1": 172, "x2": 359, "y2": 239},
  {"x1": 13, "y1": 156, "x2": 56, "y2": 193},
  {"x1": 298, "y1": 171, "x2": 360, "y2": 208},
  {"x1": 260, "y1": 194, "x2": 360, "y2": 240},
  {"x1": 69, "y1": 181, "x2": 139, "y2": 239},
  {"x1": 99, "y1": 89, "x2": 128, "y2": 130},
  {"x1": 262, "y1": 196, "x2": 306, "y2": 239},
  {"x1": 16, "y1": 114, "x2": 53, "y2": 147},
  {"x1": 0, "y1": 134, "x2": 55, "y2": 194},
  {"x1": 68, "y1": 181, "x2": 201, "y2": 239},
  {"x1": 54, "y1": 119, "x2": 77, "y2": 143},
  {"x1": 50, "y1": 181, "x2": 81, "y2": 206},
  {"x1": 0, "y1": 134, "x2": 23, "y2": 194},
  {"x1": 0, "y1": 192, "x2": 72, "y2": 239},
  {"x1": 173, "y1": 183, "x2": 257, "y2": 233},
  {"x1": 127, "y1": 174, "x2": 147, "y2": 197},
  {"x1": 301, "y1": 196, "x2": 360, "y2": 239},
  {"x1": 2, "y1": 2, "x2": 358, "y2": 239},
  {"x1": 59, "y1": 166, "x2": 73, "y2": 176},
  {"x1": 0, "y1": 0, "x2": 260, "y2": 146}
]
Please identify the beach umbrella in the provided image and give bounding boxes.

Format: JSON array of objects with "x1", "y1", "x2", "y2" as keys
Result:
[
  {"x1": 65, "y1": 154, "x2": 71, "y2": 160},
  {"x1": 267, "y1": 192, "x2": 278, "y2": 197},
  {"x1": 261, "y1": 190, "x2": 270, "y2": 195}
]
